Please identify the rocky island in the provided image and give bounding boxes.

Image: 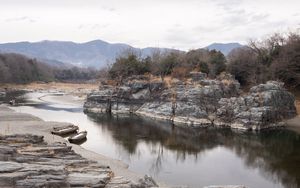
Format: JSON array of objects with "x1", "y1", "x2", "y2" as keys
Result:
[{"x1": 84, "y1": 73, "x2": 297, "y2": 130}]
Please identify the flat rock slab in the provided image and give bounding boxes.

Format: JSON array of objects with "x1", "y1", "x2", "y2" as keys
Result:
[
  {"x1": 0, "y1": 134, "x2": 159, "y2": 188},
  {"x1": 0, "y1": 162, "x2": 23, "y2": 173},
  {"x1": 0, "y1": 134, "x2": 113, "y2": 187}
]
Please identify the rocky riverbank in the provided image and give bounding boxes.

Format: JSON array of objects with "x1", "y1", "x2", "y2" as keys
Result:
[
  {"x1": 0, "y1": 106, "x2": 159, "y2": 188},
  {"x1": 84, "y1": 73, "x2": 297, "y2": 130},
  {"x1": 0, "y1": 134, "x2": 112, "y2": 187}
]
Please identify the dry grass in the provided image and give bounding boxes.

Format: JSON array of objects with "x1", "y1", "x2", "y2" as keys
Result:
[
  {"x1": 163, "y1": 76, "x2": 173, "y2": 88},
  {"x1": 221, "y1": 79, "x2": 234, "y2": 86}
]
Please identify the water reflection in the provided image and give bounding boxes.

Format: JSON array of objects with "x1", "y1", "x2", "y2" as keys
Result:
[{"x1": 86, "y1": 112, "x2": 300, "y2": 188}]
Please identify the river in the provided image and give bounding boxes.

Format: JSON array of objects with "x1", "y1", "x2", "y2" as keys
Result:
[{"x1": 9, "y1": 92, "x2": 300, "y2": 188}]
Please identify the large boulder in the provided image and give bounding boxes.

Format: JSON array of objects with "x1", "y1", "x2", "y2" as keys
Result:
[{"x1": 216, "y1": 81, "x2": 297, "y2": 130}]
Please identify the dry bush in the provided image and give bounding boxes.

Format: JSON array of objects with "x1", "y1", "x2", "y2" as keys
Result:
[{"x1": 171, "y1": 67, "x2": 189, "y2": 80}]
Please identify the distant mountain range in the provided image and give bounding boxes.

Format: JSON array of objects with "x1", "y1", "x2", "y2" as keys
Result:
[
  {"x1": 205, "y1": 42, "x2": 243, "y2": 55},
  {"x1": 0, "y1": 40, "x2": 242, "y2": 68}
]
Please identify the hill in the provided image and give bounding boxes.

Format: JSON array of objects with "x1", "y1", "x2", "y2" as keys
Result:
[
  {"x1": 205, "y1": 42, "x2": 243, "y2": 55},
  {"x1": 0, "y1": 53, "x2": 54, "y2": 83},
  {"x1": 0, "y1": 53, "x2": 101, "y2": 84}
]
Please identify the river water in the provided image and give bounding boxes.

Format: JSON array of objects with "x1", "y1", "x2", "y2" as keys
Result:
[{"x1": 9, "y1": 92, "x2": 300, "y2": 188}]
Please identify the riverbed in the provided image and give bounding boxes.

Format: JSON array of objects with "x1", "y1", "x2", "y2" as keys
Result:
[{"x1": 9, "y1": 92, "x2": 300, "y2": 188}]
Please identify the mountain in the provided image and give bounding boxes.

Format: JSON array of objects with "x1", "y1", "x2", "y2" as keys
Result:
[
  {"x1": 205, "y1": 42, "x2": 243, "y2": 55},
  {"x1": 39, "y1": 58, "x2": 75, "y2": 69},
  {"x1": 0, "y1": 40, "x2": 243, "y2": 68},
  {"x1": 0, "y1": 40, "x2": 172, "y2": 68}
]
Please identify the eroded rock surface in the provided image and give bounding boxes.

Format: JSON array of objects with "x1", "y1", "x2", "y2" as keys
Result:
[
  {"x1": 0, "y1": 134, "x2": 159, "y2": 188},
  {"x1": 84, "y1": 73, "x2": 297, "y2": 130},
  {"x1": 216, "y1": 81, "x2": 297, "y2": 130},
  {"x1": 0, "y1": 134, "x2": 112, "y2": 188}
]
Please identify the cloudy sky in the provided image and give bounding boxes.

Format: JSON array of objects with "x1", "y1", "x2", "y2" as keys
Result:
[{"x1": 0, "y1": 0, "x2": 299, "y2": 50}]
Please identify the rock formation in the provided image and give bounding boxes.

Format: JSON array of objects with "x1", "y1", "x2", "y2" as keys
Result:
[
  {"x1": 0, "y1": 134, "x2": 112, "y2": 187},
  {"x1": 0, "y1": 134, "x2": 159, "y2": 188},
  {"x1": 84, "y1": 73, "x2": 297, "y2": 130}
]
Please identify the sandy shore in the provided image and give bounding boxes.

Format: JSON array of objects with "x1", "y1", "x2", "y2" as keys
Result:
[
  {"x1": 286, "y1": 116, "x2": 300, "y2": 134},
  {"x1": 285, "y1": 95, "x2": 300, "y2": 133},
  {"x1": 0, "y1": 105, "x2": 166, "y2": 187}
]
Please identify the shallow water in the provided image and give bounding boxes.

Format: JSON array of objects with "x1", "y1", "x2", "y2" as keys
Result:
[{"x1": 9, "y1": 92, "x2": 300, "y2": 188}]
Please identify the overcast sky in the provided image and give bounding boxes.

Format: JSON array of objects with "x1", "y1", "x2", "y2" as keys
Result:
[{"x1": 0, "y1": 0, "x2": 299, "y2": 50}]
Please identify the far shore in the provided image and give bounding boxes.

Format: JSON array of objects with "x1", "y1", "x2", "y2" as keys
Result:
[{"x1": 0, "y1": 82, "x2": 99, "y2": 98}]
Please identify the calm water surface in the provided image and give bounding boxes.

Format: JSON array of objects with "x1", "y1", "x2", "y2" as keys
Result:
[{"x1": 9, "y1": 92, "x2": 300, "y2": 188}]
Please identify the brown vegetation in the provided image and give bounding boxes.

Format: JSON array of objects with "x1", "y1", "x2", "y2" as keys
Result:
[
  {"x1": 108, "y1": 49, "x2": 226, "y2": 82},
  {"x1": 228, "y1": 32, "x2": 300, "y2": 90}
]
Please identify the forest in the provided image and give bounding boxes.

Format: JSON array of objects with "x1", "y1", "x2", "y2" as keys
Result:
[{"x1": 0, "y1": 53, "x2": 100, "y2": 83}]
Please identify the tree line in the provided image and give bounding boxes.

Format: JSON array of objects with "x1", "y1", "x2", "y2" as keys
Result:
[
  {"x1": 109, "y1": 49, "x2": 226, "y2": 81},
  {"x1": 108, "y1": 31, "x2": 300, "y2": 90},
  {"x1": 0, "y1": 53, "x2": 101, "y2": 84}
]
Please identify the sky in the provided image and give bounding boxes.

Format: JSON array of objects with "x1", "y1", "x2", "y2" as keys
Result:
[{"x1": 0, "y1": 0, "x2": 299, "y2": 50}]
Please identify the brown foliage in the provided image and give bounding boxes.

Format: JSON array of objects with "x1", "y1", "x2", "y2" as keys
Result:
[
  {"x1": 171, "y1": 67, "x2": 189, "y2": 80},
  {"x1": 228, "y1": 31, "x2": 300, "y2": 90}
]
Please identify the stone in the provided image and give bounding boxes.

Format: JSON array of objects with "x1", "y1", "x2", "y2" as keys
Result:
[
  {"x1": 106, "y1": 176, "x2": 131, "y2": 188},
  {"x1": 0, "y1": 162, "x2": 23, "y2": 173},
  {"x1": 15, "y1": 174, "x2": 68, "y2": 188},
  {"x1": 137, "y1": 175, "x2": 158, "y2": 187},
  {"x1": 67, "y1": 172, "x2": 108, "y2": 187}
]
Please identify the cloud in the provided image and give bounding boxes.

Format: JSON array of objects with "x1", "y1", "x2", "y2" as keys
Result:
[
  {"x1": 78, "y1": 23, "x2": 110, "y2": 31},
  {"x1": 5, "y1": 16, "x2": 36, "y2": 23},
  {"x1": 163, "y1": 25, "x2": 204, "y2": 49},
  {"x1": 0, "y1": 0, "x2": 299, "y2": 49},
  {"x1": 212, "y1": 0, "x2": 243, "y2": 12},
  {"x1": 101, "y1": 6, "x2": 116, "y2": 12}
]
